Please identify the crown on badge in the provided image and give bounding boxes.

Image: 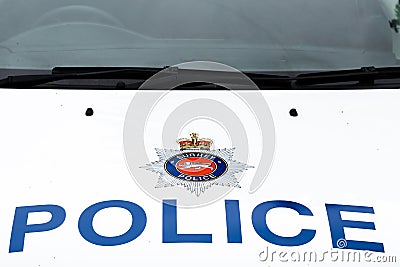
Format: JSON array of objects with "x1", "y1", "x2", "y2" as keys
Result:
[{"x1": 177, "y1": 133, "x2": 213, "y2": 151}]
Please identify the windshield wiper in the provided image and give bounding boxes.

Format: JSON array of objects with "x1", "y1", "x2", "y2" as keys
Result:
[
  {"x1": 294, "y1": 66, "x2": 400, "y2": 87},
  {"x1": 0, "y1": 66, "x2": 291, "y2": 89},
  {"x1": 0, "y1": 67, "x2": 165, "y2": 88},
  {"x1": 54, "y1": 67, "x2": 293, "y2": 89}
]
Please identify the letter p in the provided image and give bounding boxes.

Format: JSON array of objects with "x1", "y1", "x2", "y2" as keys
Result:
[{"x1": 9, "y1": 205, "x2": 66, "y2": 253}]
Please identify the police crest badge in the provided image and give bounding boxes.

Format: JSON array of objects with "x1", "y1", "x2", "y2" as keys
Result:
[{"x1": 142, "y1": 133, "x2": 252, "y2": 196}]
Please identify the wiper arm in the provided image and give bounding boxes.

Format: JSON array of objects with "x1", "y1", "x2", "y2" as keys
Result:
[{"x1": 294, "y1": 66, "x2": 400, "y2": 87}]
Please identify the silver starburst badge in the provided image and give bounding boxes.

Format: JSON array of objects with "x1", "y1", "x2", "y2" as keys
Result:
[{"x1": 142, "y1": 133, "x2": 252, "y2": 196}]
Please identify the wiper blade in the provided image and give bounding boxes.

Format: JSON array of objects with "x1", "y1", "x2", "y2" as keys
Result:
[
  {"x1": 51, "y1": 66, "x2": 165, "y2": 76},
  {"x1": 294, "y1": 66, "x2": 400, "y2": 87},
  {"x1": 0, "y1": 67, "x2": 164, "y2": 88}
]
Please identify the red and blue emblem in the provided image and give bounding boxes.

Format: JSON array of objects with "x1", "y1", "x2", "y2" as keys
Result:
[{"x1": 165, "y1": 152, "x2": 227, "y2": 182}]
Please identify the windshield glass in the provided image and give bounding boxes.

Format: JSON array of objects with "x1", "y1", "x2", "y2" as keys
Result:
[{"x1": 0, "y1": 0, "x2": 397, "y2": 71}]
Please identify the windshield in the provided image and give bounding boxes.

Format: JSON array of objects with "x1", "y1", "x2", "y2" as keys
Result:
[{"x1": 0, "y1": 0, "x2": 397, "y2": 71}]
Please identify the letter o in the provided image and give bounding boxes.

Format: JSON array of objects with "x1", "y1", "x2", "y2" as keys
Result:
[{"x1": 78, "y1": 200, "x2": 147, "y2": 246}]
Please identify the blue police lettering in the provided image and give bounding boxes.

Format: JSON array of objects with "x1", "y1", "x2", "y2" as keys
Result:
[
  {"x1": 7, "y1": 199, "x2": 384, "y2": 253},
  {"x1": 163, "y1": 199, "x2": 212, "y2": 243},
  {"x1": 9, "y1": 205, "x2": 66, "y2": 253},
  {"x1": 325, "y1": 204, "x2": 384, "y2": 252},
  {"x1": 78, "y1": 200, "x2": 147, "y2": 246},
  {"x1": 252, "y1": 200, "x2": 316, "y2": 246}
]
